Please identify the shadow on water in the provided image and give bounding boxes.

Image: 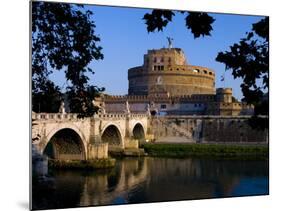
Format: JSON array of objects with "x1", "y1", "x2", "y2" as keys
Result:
[{"x1": 32, "y1": 157, "x2": 269, "y2": 210}]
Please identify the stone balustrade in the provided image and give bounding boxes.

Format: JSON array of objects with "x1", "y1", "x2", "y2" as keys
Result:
[
  {"x1": 32, "y1": 112, "x2": 149, "y2": 121},
  {"x1": 32, "y1": 113, "x2": 79, "y2": 121}
]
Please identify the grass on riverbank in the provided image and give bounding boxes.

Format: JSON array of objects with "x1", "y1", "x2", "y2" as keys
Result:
[
  {"x1": 143, "y1": 143, "x2": 269, "y2": 160},
  {"x1": 48, "y1": 158, "x2": 116, "y2": 170}
]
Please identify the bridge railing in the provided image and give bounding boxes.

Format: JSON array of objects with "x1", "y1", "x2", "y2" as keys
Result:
[
  {"x1": 32, "y1": 113, "x2": 79, "y2": 121},
  {"x1": 95, "y1": 113, "x2": 149, "y2": 119},
  {"x1": 32, "y1": 112, "x2": 149, "y2": 121}
]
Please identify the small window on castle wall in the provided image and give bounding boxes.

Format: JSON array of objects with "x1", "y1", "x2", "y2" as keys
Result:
[
  {"x1": 204, "y1": 70, "x2": 207, "y2": 74},
  {"x1": 161, "y1": 57, "x2": 164, "y2": 62},
  {"x1": 209, "y1": 72, "x2": 212, "y2": 75},
  {"x1": 161, "y1": 66, "x2": 164, "y2": 70},
  {"x1": 154, "y1": 57, "x2": 157, "y2": 63},
  {"x1": 193, "y1": 69, "x2": 199, "y2": 73}
]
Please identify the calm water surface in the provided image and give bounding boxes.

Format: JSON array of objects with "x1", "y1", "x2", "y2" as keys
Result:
[{"x1": 32, "y1": 157, "x2": 269, "y2": 210}]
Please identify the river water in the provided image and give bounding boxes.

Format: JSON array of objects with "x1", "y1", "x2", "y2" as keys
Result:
[{"x1": 32, "y1": 157, "x2": 269, "y2": 210}]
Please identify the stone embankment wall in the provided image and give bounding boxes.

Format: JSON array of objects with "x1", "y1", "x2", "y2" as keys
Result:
[{"x1": 152, "y1": 116, "x2": 268, "y2": 143}]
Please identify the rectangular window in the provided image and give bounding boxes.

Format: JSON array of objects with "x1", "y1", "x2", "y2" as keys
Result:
[{"x1": 161, "y1": 104, "x2": 167, "y2": 109}]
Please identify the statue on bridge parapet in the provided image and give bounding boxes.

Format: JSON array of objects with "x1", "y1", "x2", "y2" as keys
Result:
[
  {"x1": 59, "y1": 101, "x2": 66, "y2": 114},
  {"x1": 146, "y1": 103, "x2": 151, "y2": 116},
  {"x1": 149, "y1": 101, "x2": 158, "y2": 116},
  {"x1": 125, "y1": 100, "x2": 130, "y2": 114},
  {"x1": 93, "y1": 98, "x2": 106, "y2": 114}
]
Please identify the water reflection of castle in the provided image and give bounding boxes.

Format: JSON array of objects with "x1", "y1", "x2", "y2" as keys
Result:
[
  {"x1": 99, "y1": 45, "x2": 254, "y2": 116},
  {"x1": 38, "y1": 157, "x2": 267, "y2": 209}
]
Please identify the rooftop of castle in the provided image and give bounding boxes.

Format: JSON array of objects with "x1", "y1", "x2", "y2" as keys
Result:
[{"x1": 148, "y1": 47, "x2": 184, "y2": 53}]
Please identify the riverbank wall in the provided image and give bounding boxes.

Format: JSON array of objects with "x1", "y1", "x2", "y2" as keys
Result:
[{"x1": 151, "y1": 116, "x2": 268, "y2": 143}]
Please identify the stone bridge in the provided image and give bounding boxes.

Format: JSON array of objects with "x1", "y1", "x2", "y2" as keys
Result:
[{"x1": 32, "y1": 112, "x2": 150, "y2": 160}]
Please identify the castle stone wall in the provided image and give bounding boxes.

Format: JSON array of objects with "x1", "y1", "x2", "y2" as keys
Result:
[
  {"x1": 128, "y1": 48, "x2": 215, "y2": 96},
  {"x1": 152, "y1": 116, "x2": 268, "y2": 143}
]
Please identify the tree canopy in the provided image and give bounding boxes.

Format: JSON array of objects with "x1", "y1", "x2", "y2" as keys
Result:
[
  {"x1": 143, "y1": 10, "x2": 215, "y2": 38},
  {"x1": 216, "y1": 17, "x2": 269, "y2": 129},
  {"x1": 216, "y1": 17, "x2": 269, "y2": 106},
  {"x1": 32, "y1": 2, "x2": 104, "y2": 117}
]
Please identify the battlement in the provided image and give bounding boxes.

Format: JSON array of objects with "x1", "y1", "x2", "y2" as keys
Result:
[{"x1": 104, "y1": 93, "x2": 218, "y2": 103}]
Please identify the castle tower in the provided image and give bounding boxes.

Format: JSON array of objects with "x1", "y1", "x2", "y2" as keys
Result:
[
  {"x1": 216, "y1": 88, "x2": 233, "y2": 103},
  {"x1": 128, "y1": 47, "x2": 215, "y2": 97}
]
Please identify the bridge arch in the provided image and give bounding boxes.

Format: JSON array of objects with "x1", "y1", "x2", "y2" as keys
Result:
[
  {"x1": 101, "y1": 124, "x2": 123, "y2": 147},
  {"x1": 132, "y1": 122, "x2": 145, "y2": 141},
  {"x1": 42, "y1": 124, "x2": 87, "y2": 160}
]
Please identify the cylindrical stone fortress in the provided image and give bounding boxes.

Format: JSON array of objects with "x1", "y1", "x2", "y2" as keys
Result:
[{"x1": 128, "y1": 48, "x2": 215, "y2": 97}]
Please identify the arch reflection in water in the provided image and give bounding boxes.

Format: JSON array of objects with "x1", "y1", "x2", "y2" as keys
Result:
[{"x1": 32, "y1": 157, "x2": 269, "y2": 209}]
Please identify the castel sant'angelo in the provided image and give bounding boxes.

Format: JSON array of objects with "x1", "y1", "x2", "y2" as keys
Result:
[{"x1": 98, "y1": 40, "x2": 253, "y2": 116}]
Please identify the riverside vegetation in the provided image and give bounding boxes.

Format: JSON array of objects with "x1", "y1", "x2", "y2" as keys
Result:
[
  {"x1": 142, "y1": 143, "x2": 269, "y2": 160},
  {"x1": 48, "y1": 158, "x2": 116, "y2": 170},
  {"x1": 47, "y1": 143, "x2": 268, "y2": 170}
]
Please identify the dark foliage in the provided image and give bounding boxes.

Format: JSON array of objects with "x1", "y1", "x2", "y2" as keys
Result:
[
  {"x1": 185, "y1": 12, "x2": 215, "y2": 38},
  {"x1": 32, "y1": 79, "x2": 62, "y2": 112},
  {"x1": 216, "y1": 17, "x2": 269, "y2": 129},
  {"x1": 143, "y1": 10, "x2": 175, "y2": 32},
  {"x1": 32, "y1": 2, "x2": 104, "y2": 116},
  {"x1": 67, "y1": 85, "x2": 105, "y2": 118},
  {"x1": 143, "y1": 10, "x2": 215, "y2": 38}
]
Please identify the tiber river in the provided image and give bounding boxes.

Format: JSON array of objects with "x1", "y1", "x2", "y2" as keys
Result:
[{"x1": 32, "y1": 157, "x2": 269, "y2": 210}]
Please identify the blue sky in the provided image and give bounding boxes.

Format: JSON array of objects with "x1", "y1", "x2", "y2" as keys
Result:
[{"x1": 50, "y1": 5, "x2": 265, "y2": 100}]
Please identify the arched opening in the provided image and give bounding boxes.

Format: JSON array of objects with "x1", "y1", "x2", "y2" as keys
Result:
[
  {"x1": 101, "y1": 125, "x2": 122, "y2": 146},
  {"x1": 132, "y1": 123, "x2": 145, "y2": 141},
  {"x1": 43, "y1": 128, "x2": 85, "y2": 160}
]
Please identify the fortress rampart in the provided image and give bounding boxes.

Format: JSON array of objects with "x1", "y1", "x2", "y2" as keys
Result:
[{"x1": 97, "y1": 46, "x2": 255, "y2": 116}]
